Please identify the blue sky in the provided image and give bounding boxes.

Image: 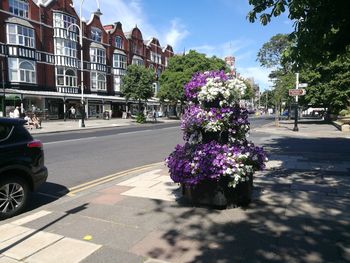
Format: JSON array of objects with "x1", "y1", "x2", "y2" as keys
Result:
[{"x1": 75, "y1": 0, "x2": 294, "y2": 90}]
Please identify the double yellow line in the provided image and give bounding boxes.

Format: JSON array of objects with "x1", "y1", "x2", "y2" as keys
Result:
[{"x1": 67, "y1": 162, "x2": 163, "y2": 196}]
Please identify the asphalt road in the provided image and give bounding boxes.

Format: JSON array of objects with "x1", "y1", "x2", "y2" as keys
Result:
[{"x1": 33, "y1": 116, "x2": 274, "y2": 196}]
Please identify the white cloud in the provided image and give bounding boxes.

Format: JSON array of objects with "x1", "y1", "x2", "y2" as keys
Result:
[
  {"x1": 164, "y1": 19, "x2": 189, "y2": 48},
  {"x1": 74, "y1": 0, "x2": 189, "y2": 48},
  {"x1": 190, "y1": 38, "x2": 252, "y2": 58},
  {"x1": 238, "y1": 67, "x2": 272, "y2": 90}
]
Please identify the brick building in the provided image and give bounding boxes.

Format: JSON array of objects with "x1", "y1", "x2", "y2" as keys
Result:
[{"x1": 0, "y1": 0, "x2": 174, "y2": 119}]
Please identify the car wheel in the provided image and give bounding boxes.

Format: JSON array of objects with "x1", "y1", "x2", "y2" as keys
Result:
[{"x1": 0, "y1": 177, "x2": 29, "y2": 220}]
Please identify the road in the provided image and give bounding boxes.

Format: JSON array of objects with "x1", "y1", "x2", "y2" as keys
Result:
[{"x1": 33, "y1": 116, "x2": 274, "y2": 197}]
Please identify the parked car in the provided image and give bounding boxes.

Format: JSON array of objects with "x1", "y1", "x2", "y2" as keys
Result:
[{"x1": 0, "y1": 118, "x2": 48, "y2": 219}]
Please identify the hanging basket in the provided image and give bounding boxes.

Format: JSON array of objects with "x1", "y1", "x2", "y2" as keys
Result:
[{"x1": 181, "y1": 174, "x2": 253, "y2": 208}]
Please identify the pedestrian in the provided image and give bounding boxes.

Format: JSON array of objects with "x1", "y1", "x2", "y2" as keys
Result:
[
  {"x1": 13, "y1": 106, "x2": 20, "y2": 118},
  {"x1": 24, "y1": 114, "x2": 34, "y2": 130},
  {"x1": 32, "y1": 114, "x2": 42, "y2": 129},
  {"x1": 70, "y1": 106, "x2": 76, "y2": 120},
  {"x1": 31, "y1": 104, "x2": 36, "y2": 113},
  {"x1": 152, "y1": 109, "x2": 157, "y2": 123}
]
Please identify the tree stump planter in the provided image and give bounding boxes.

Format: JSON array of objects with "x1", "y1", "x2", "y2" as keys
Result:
[{"x1": 181, "y1": 174, "x2": 253, "y2": 208}]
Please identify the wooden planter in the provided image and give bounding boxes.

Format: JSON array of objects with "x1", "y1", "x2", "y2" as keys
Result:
[{"x1": 181, "y1": 174, "x2": 253, "y2": 208}]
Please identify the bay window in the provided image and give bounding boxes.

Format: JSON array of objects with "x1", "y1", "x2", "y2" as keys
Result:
[
  {"x1": 90, "y1": 48, "x2": 105, "y2": 64},
  {"x1": 91, "y1": 72, "x2": 106, "y2": 91},
  {"x1": 9, "y1": 58, "x2": 36, "y2": 83},
  {"x1": 56, "y1": 67, "x2": 77, "y2": 87},
  {"x1": 55, "y1": 39, "x2": 77, "y2": 57},
  {"x1": 7, "y1": 24, "x2": 35, "y2": 48},
  {"x1": 113, "y1": 54, "x2": 126, "y2": 69}
]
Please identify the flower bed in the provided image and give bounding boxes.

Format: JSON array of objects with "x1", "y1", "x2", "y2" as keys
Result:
[{"x1": 166, "y1": 70, "x2": 267, "y2": 207}]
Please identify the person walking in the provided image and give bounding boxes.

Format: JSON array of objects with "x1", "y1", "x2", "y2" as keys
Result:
[
  {"x1": 70, "y1": 106, "x2": 76, "y2": 120},
  {"x1": 152, "y1": 109, "x2": 157, "y2": 123},
  {"x1": 13, "y1": 106, "x2": 20, "y2": 118}
]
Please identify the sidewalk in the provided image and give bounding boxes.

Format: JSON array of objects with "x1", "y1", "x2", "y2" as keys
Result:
[
  {"x1": 0, "y1": 121, "x2": 349, "y2": 262},
  {"x1": 28, "y1": 117, "x2": 180, "y2": 135},
  {"x1": 254, "y1": 118, "x2": 350, "y2": 138}
]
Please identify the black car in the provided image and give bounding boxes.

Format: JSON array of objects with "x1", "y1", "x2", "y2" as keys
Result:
[{"x1": 0, "y1": 118, "x2": 48, "y2": 219}]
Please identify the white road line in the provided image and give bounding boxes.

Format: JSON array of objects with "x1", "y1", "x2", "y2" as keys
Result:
[{"x1": 44, "y1": 137, "x2": 97, "y2": 145}]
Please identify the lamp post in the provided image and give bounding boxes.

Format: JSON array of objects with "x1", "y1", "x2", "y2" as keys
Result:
[
  {"x1": 67, "y1": 0, "x2": 85, "y2": 127},
  {"x1": 1, "y1": 60, "x2": 5, "y2": 117},
  {"x1": 293, "y1": 72, "x2": 299, "y2": 131}
]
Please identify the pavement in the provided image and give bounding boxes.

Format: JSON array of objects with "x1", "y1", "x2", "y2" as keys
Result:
[
  {"x1": 27, "y1": 117, "x2": 180, "y2": 135},
  {"x1": 1, "y1": 118, "x2": 350, "y2": 262}
]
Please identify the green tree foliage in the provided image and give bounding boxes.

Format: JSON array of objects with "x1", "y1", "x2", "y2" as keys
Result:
[
  {"x1": 301, "y1": 50, "x2": 350, "y2": 114},
  {"x1": 158, "y1": 50, "x2": 227, "y2": 104},
  {"x1": 247, "y1": 0, "x2": 350, "y2": 65},
  {"x1": 257, "y1": 34, "x2": 292, "y2": 69},
  {"x1": 121, "y1": 64, "x2": 155, "y2": 117},
  {"x1": 242, "y1": 80, "x2": 256, "y2": 100}
]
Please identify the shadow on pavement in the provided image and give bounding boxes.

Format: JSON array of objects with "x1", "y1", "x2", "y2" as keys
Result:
[
  {"x1": 24, "y1": 182, "x2": 69, "y2": 213},
  {"x1": 133, "y1": 135, "x2": 350, "y2": 262}
]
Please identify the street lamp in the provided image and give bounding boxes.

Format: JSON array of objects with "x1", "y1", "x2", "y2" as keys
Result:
[
  {"x1": 1, "y1": 60, "x2": 5, "y2": 117},
  {"x1": 66, "y1": 0, "x2": 100, "y2": 127}
]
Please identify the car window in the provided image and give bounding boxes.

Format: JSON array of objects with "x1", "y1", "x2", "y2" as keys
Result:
[
  {"x1": 11, "y1": 125, "x2": 33, "y2": 142},
  {"x1": 0, "y1": 124, "x2": 13, "y2": 142}
]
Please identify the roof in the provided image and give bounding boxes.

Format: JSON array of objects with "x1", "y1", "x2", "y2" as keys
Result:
[
  {"x1": 6, "y1": 17, "x2": 34, "y2": 28},
  {"x1": 0, "y1": 118, "x2": 26, "y2": 126}
]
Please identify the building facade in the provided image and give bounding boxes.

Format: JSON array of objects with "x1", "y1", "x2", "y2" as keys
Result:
[{"x1": 0, "y1": 0, "x2": 174, "y2": 119}]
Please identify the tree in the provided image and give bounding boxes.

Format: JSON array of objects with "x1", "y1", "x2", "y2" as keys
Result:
[
  {"x1": 247, "y1": 0, "x2": 350, "y2": 65},
  {"x1": 121, "y1": 64, "x2": 154, "y2": 117},
  {"x1": 257, "y1": 34, "x2": 292, "y2": 69},
  {"x1": 158, "y1": 50, "x2": 227, "y2": 115},
  {"x1": 242, "y1": 80, "x2": 255, "y2": 100}
]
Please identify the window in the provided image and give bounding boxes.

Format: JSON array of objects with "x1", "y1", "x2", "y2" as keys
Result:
[
  {"x1": 9, "y1": 0, "x2": 29, "y2": 18},
  {"x1": 91, "y1": 27, "x2": 102, "y2": 42},
  {"x1": 114, "y1": 76, "x2": 122, "y2": 92},
  {"x1": 90, "y1": 48, "x2": 105, "y2": 64},
  {"x1": 132, "y1": 56, "x2": 144, "y2": 66},
  {"x1": 115, "y1": 36, "x2": 123, "y2": 49},
  {"x1": 165, "y1": 57, "x2": 168, "y2": 67},
  {"x1": 113, "y1": 54, "x2": 126, "y2": 69},
  {"x1": 55, "y1": 38, "x2": 77, "y2": 57},
  {"x1": 91, "y1": 72, "x2": 106, "y2": 91},
  {"x1": 56, "y1": 67, "x2": 77, "y2": 87},
  {"x1": 7, "y1": 24, "x2": 35, "y2": 48},
  {"x1": 53, "y1": 12, "x2": 77, "y2": 30},
  {"x1": 8, "y1": 58, "x2": 36, "y2": 83},
  {"x1": 150, "y1": 51, "x2": 161, "y2": 64}
]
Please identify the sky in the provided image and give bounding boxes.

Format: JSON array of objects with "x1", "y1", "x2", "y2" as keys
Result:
[{"x1": 74, "y1": 0, "x2": 294, "y2": 91}]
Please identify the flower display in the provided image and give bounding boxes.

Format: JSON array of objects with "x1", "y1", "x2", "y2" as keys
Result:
[
  {"x1": 167, "y1": 70, "x2": 267, "y2": 191},
  {"x1": 167, "y1": 141, "x2": 267, "y2": 188}
]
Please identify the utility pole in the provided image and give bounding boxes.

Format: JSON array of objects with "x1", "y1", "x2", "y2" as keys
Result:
[{"x1": 293, "y1": 73, "x2": 299, "y2": 131}]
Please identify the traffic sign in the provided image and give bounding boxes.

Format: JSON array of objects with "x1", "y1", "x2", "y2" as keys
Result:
[
  {"x1": 298, "y1": 83, "x2": 308, "y2": 88},
  {"x1": 289, "y1": 89, "x2": 306, "y2": 96}
]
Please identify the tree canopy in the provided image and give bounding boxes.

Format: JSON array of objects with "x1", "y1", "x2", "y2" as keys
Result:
[
  {"x1": 121, "y1": 64, "x2": 154, "y2": 106},
  {"x1": 248, "y1": 0, "x2": 350, "y2": 65},
  {"x1": 158, "y1": 50, "x2": 227, "y2": 104}
]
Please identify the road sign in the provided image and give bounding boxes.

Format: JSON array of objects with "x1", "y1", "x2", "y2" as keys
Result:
[
  {"x1": 289, "y1": 89, "x2": 306, "y2": 96},
  {"x1": 298, "y1": 83, "x2": 308, "y2": 88}
]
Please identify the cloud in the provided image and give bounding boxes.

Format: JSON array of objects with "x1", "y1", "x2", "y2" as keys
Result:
[
  {"x1": 238, "y1": 67, "x2": 272, "y2": 90},
  {"x1": 74, "y1": 0, "x2": 189, "y2": 49},
  {"x1": 189, "y1": 38, "x2": 252, "y2": 58},
  {"x1": 164, "y1": 19, "x2": 190, "y2": 48}
]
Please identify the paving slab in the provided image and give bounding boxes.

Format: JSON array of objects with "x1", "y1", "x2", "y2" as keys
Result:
[
  {"x1": 0, "y1": 230, "x2": 63, "y2": 261},
  {"x1": 82, "y1": 246, "x2": 144, "y2": 263},
  {"x1": 0, "y1": 256, "x2": 20, "y2": 263},
  {"x1": 0, "y1": 224, "x2": 33, "y2": 243},
  {"x1": 25, "y1": 237, "x2": 101, "y2": 263}
]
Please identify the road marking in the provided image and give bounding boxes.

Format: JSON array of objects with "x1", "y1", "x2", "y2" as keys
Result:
[
  {"x1": 67, "y1": 162, "x2": 163, "y2": 196},
  {"x1": 44, "y1": 137, "x2": 97, "y2": 145}
]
